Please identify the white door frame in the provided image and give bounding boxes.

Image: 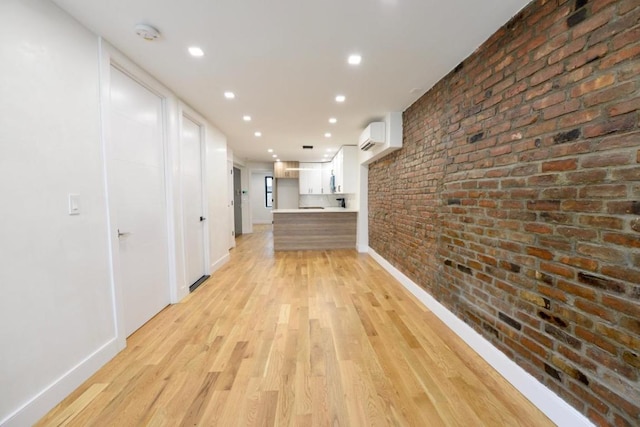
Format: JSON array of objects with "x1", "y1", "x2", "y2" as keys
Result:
[
  {"x1": 98, "y1": 38, "x2": 179, "y2": 349},
  {"x1": 177, "y1": 104, "x2": 211, "y2": 292}
]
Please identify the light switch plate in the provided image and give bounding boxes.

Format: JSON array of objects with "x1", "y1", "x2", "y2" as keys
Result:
[{"x1": 68, "y1": 194, "x2": 80, "y2": 215}]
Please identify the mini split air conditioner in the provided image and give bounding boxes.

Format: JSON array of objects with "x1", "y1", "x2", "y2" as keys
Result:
[{"x1": 359, "y1": 122, "x2": 385, "y2": 151}]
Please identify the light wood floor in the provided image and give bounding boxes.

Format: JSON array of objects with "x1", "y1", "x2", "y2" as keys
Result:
[{"x1": 37, "y1": 228, "x2": 554, "y2": 426}]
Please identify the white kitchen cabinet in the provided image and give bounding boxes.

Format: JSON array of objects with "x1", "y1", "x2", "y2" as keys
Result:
[
  {"x1": 299, "y1": 162, "x2": 323, "y2": 194},
  {"x1": 321, "y1": 162, "x2": 332, "y2": 194},
  {"x1": 333, "y1": 145, "x2": 357, "y2": 194}
]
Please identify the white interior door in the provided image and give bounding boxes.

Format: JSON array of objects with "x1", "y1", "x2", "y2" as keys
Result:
[
  {"x1": 110, "y1": 66, "x2": 170, "y2": 337},
  {"x1": 181, "y1": 115, "x2": 206, "y2": 289}
]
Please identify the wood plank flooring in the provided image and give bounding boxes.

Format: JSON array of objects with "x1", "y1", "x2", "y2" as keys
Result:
[{"x1": 37, "y1": 226, "x2": 554, "y2": 426}]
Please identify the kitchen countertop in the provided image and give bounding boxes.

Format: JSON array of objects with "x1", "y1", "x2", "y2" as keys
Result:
[{"x1": 272, "y1": 208, "x2": 358, "y2": 213}]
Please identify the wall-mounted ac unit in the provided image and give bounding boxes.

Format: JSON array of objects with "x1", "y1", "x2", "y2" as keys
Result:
[{"x1": 359, "y1": 122, "x2": 385, "y2": 151}]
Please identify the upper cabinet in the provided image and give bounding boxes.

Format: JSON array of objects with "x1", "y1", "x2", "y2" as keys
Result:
[
  {"x1": 300, "y1": 162, "x2": 332, "y2": 194},
  {"x1": 274, "y1": 161, "x2": 299, "y2": 178},
  {"x1": 333, "y1": 145, "x2": 357, "y2": 194}
]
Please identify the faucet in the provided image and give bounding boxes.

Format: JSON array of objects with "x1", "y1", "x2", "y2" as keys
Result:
[{"x1": 336, "y1": 198, "x2": 346, "y2": 208}]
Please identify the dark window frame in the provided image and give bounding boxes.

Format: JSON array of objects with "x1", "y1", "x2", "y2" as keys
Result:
[{"x1": 265, "y1": 176, "x2": 273, "y2": 208}]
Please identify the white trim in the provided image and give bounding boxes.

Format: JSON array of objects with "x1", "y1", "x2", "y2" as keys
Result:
[
  {"x1": 367, "y1": 247, "x2": 594, "y2": 427},
  {"x1": 252, "y1": 220, "x2": 273, "y2": 225},
  {"x1": 210, "y1": 253, "x2": 230, "y2": 273},
  {"x1": 0, "y1": 339, "x2": 120, "y2": 427}
]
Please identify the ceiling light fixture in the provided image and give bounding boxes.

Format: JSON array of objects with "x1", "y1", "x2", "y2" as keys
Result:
[
  {"x1": 267, "y1": 149, "x2": 273, "y2": 153},
  {"x1": 224, "y1": 91, "x2": 235, "y2": 99},
  {"x1": 255, "y1": 131, "x2": 262, "y2": 137},
  {"x1": 276, "y1": 159, "x2": 281, "y2": 162},
  {"x1": 348, "y1": 54, "x2": 362, "y2": 65},
  {"x1": 335, "y1": 95, "x2": 346, "y2": 103},
  {"x1": 329, "y1": 117, "x2": 337, "y2": 124},
  {"x1": 135, "y1": 24, "x2": 161, "y2": 41},
  {"x1": 272, "y1": 154, "x2": 277, "y2": 158},
  {"x1": 324, "y1": 133, "x2": 331, "y2": 138},
  {"x1": 326, "y1": 148, "x2": 333, "y2": 152},
  {"x1": 188, "y1": 46, "x2": 204, "y2": 57},
  {"x1": 243, "y1": 115, "x2": 251, "y2": 121}
]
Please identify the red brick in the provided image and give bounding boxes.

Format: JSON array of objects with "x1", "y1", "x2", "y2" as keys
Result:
[
  {"x1": 524, "y1": 223, "x2": 553, "y2": 234},
  {"x1": 543, "y1": 99, "x2": 581, "y2": 120},
  {"x1": 559, "y1": 256, "x2": 598, "y2": 272},
  {"x1": 603, "y1": 232, "x2": 640, "y2": 249},
  {"x1": 542, "y1": 159, "x2": 577, "y2": 172},
  {"x1": 557, "y1": 280, "x2": 597, "y2": 301},
  {"x1": 540, "y1": 262, "x2": 574, "y2": 279},
  {"x1": 602, "y1": 295, "x2": 640, "y2": 317},
  {"x1": 584, "y1": 113, "x2": 637, "y2": 138},
  {"x1": 575, "y1": 326, "x2": 618, "y2": 355},
  {"x1": 595, "y1": 323, "x2": 640, "y2": 351},
  {"x1": 582, "y1": 153, "x2": 631, "y2": 168},
  {"x1": 578, "y1": 215, "x2": 624, "y2": 230},
  {"x1": 561, "y1": 200, "x2": 603, "y2": 213},
  {"x1": 601, "y1": 265, "x2": 640, "y2": 284},
  {"x1": 579, "y1": 185, "x2": 627, "y2": 198},
  {"x1": 574, "y1": 299, "x2": 616, "y2": 322},
  {"x1": 583, "y1": 82, "x2": 636, "y2": 108},
  {"x1": 590, "y1": 382, "x2": 640, "y2": 419},
  {"x1": 600, "y1": 44, "x2": 640, "y2": 69},
  {"x1": 571, "y1": 74, "x2": 616, "y2": 98},
  {"x1": 609, "y1": 97, "x2": 640, "y2": 117},
  {"x1": 576, "y1": 243, "x2": 625, "y2": 263}
]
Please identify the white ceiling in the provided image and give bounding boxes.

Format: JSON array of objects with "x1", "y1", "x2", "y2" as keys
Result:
[{"x1": 52, "y1": 0, "x2": 529, "y2": 163}]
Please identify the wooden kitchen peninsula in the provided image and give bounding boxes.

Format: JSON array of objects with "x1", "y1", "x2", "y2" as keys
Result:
[{"x1": 273, "y1": 208, "x2": 357, "y2": 251}]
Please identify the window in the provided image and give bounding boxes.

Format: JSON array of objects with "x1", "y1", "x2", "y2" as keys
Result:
[{"x1": 265, "y1": 176, "x2": 273, "y2": 208}]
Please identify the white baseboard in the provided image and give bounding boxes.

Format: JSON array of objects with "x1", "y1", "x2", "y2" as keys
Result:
[
  {"x1": 1, "y1": 338, "x2": 120, "y2": 427},
  {"x1": 210, "y1": 252, "x2": 230, "y2": 274},
  {"x1": 356, "y1": 243, "x2": 369, "y2": 253},
  {"x1": 367, "y1": 247, "x2": 593, "y2": 427}
]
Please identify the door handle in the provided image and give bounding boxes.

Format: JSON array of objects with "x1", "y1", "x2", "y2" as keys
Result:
[
  {"x1": 200, "y1": 216, "x2": 206, "y2": 222},
  {"x1": 117, "y1": 229, "x2": 131, "y2": 238}
]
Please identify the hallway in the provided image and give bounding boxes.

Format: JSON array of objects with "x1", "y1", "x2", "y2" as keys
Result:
[{"x1": 37, "y1": 227, "x2": 552, "y2": 426}]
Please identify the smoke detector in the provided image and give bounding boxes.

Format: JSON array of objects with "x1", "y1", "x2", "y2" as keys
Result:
[{"x1": 135, "y1": 24, "x2": 161, "y2": 41}]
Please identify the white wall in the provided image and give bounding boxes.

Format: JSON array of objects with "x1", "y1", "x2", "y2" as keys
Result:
[
  {"x1": 250, "y1": 172, "x2": 273, "y2": 224},
  {"x1": 0, "y1": 0, "x2": 115, "y2": 424},
  {"x1": 0, "y1": 0, "x2": 230, "y2": 424}
]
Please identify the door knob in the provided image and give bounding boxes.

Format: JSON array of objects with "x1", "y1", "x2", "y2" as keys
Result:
[
  {"x1": 117, "y1": 229, "x2": 131, "y2": 238},
  {"x1": 200, "y1": 216, "x2": 206, "y2": 222}
]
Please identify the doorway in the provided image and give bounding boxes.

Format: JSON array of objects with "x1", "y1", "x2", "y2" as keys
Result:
[
  {"x1": 233, "y1": 167, "x2": 242, "y2": 236},
  {"x1": 109, "y1": 65, "x2": 170, "y2": 337},
  {"x1": 181, "y1": 115, "x2": 208, "y2": 292}
]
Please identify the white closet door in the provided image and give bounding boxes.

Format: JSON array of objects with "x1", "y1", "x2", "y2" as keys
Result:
[
  {"x1": 110, "y1": 66, "x2": 170, "y2": 336},
  {"x1": 181, "y1": 115, "x2": 206, "y2": 288}
]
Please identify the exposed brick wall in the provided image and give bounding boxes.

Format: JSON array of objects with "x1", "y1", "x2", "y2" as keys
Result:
[{"x1": 368, "y1": 1, "x2": 640, "y2": 425}]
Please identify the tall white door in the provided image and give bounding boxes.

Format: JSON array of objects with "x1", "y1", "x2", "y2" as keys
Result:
[
  {"x1": 110, "y1": 66, "x2": 170, "y2": 337},
  {"x1": 181, "y1": 115, "x2": 206, "y2": 289}
]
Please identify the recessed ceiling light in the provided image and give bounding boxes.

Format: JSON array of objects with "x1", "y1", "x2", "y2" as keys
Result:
[
  {"x1": 323, "y1": 154, "x2": 329, "y2": 157},
  {"x1": 324, "y1": 133, "x2": 331, "y2": 138},
  {"x1": 348, "y1": 54, "x2": 362, "y2": 65},
  {"x1": 272, "y1": 154, "x2": 277, "y2": 158},
  {"x1": 329, "y1": 117, "x2": 337, "y2": 124},
  {"x1": 335, "y1": 95, "x2": 346, "y2": 103},
  {"x1": 188, "y1": 46, "x2": 204, "y2": 57},
  {"x1": 276, "y1": 159, "x2": 281, "y2": 162},
  {"x1": 255, "y1": 131, "x2": 262, "y2": 137},
  {"x1": 243, "y1": 115, "x2": 251, "y2": 121},
  {"x1": 327, "y1": 148, "x2": 333, "y2": 152},
  {"x1": 267, "y1": 149, "x2": 273, "y2": 153},
  {"x1": 224, "y1": 91, "x2": 235, "y2": 99}
]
